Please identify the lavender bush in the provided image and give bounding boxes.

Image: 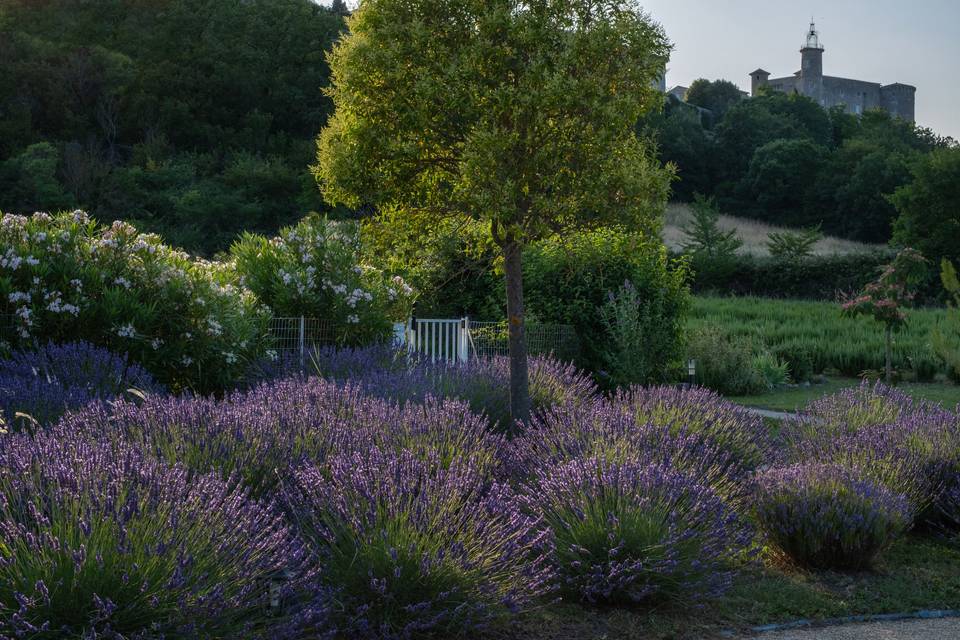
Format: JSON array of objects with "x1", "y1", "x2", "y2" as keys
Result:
[
  {"x1": 754, "y1": 464, "x2": 911, "y2": 570},
  {"x1": 525, "y1": 457, "x2": 748, "y2": 605},
  {"x1": 0, "y1": 341, "x2": 160, "y2": 430},
  {"x1": 311, "y1": 344, "x2": 598, "y2": 431},
  {"x1": 512, "y1": 386, "x2": 773, "y2": 505},
  {"x1": 285, "y1": 449, "x2": 553, "y2": 639},
  {"x1": 59, "y1": 376, "x2": 505, "y2": 499},
  {"x1": 784, "y1": 381, "x2": 960, "y2": 523},
  {"x1": 0, "y1": 428, "x2": 309, "y2": 639}
]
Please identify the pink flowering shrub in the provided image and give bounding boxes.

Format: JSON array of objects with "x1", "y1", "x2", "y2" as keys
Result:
[
  {"x1": 0, "y1": 210, "x2": 268, "y2": 391},
  {"x1": 841, "y1": 248, "x2": 927, "y2": 381},
  {"x1": 231, "y1": 214, "x2": 415, "y2": 344}
]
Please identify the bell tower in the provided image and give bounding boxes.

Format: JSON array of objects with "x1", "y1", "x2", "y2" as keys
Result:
[{"x1": 800, "y1": 20, "x2": 824, "y2": 102}]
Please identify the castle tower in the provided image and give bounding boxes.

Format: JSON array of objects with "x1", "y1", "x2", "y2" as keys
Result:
[
  {"x1": 800, "y1": 20, "x2": 824, "y2": 103},
  {"x1": 750, "y1": 68, "x2": 770, "y2": 96}
]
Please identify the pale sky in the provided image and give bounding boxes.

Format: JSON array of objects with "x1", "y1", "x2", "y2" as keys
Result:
[{"x1": 319, "y1": 1, "x2": 960, "y2": 139}]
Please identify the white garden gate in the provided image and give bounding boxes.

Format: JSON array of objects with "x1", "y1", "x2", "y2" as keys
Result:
[{"x1": 402, "y1": 317, "x2": 470, "y2": 363}]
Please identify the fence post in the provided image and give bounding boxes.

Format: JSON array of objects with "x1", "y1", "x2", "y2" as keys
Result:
[
  {"x1": 298, "y1": 315, "x2": 305, "y2": 370},
  {"x1": 458, "y1": 317, "x2": 469, "y2": 363}
]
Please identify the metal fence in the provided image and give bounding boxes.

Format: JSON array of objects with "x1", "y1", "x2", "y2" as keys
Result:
[
  {"x1": 0, "y1": 314, "x2": 14, "y2": 343},
  {"x1": 467, "y1": 320, "x2": 579, "y2": 362},
  {"x1": 266, "y1": 316, "x2": 580, "y2": 365}
]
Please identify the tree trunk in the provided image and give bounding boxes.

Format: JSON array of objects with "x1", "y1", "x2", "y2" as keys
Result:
[
  {"x1": 884, "y1": 325, "x2": 893, "y2": 384},
  {"x1": 503, "y1": 239, "x2": 531, "y2": 426}
]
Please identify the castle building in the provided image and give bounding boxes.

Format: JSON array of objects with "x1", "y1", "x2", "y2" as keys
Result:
[{"x1": 749, "y1": 22, "x2": 916, "y2": 121}]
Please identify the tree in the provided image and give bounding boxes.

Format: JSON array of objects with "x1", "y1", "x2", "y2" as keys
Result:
[
  {"x1": 933, "y1": 259, "x2": 960, "y2": 382},
  {"x1": 684, "y1": 78, "x2": 743, "y2": 124},
  {"x1": 841, "y1": 248, "x2": 927, "y2": 383},
  {"x1": 316, "y1": 0, "x2": 672, "y2": 422},
  {"x1": 743, "y1": 138, "x2": 827, "y2": 226},
  {"x1": 891, "y1": 147, "x2": 960, "y2": 269}
]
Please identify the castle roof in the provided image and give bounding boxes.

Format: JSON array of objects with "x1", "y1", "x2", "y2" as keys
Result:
[{"x1": 750, "y1": 68, "x2": 770, "y2": 76}]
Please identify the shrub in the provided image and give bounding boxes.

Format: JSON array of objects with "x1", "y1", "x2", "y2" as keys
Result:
[
  {"x1": 0, "y1": 428, "x2": 308, "y2": 639},
  {"x1": 524, "y1": 228, "x2": 690, "y2": 384},
  {"x1": 752, "y1": 351, "x2": 791, "y2": 390},
  {"x1": 525, "y1": 457, "x2": 748, "y2": 605},
  {"x1": 686, "y1": 324, "x2": 766, "y2": 395},
  {"x1": 0, "y1": 341, "x2": 160, "y2": 430},
  {"x1": 784, "y1": 382, "x2": 959, "y2": 520},
  {"x1": 311, "y1": 345, "x2": 598, "y2": 432},
  {"x1": 766, "y1": 225, "x2": 822, "y2": 262},
  {"x1": 0, "y1": 210, "x2": 268, "y2": 392},
  {"x1": 938, "y1": 480, "x2": 960, "y2": 542},
  {"x1": 754, "y1": 464, "x2": 911, "y2": 570},
  {"x1": 285, "y1": 449, "x2": 554, "y2": 638},
  {"x1": 231, "y1": 214, "x2": 415, "y2": 344},
  {"x1": 512, "y1": 385, "x2": 773, "y2": 505},
  {"x1": 59, "y1": 375, "x2": 505, "y2": 499}
]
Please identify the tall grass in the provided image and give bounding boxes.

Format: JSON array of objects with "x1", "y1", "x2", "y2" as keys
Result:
[{"x1": 689, "y1": 296, "x2": 949, "y2": 380}]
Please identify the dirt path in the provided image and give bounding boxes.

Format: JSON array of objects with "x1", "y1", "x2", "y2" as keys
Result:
[{"x1": 744, "y1": 616, "x2": 960, "y2": 639}]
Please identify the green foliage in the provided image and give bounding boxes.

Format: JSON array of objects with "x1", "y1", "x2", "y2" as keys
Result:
[
  {"x1": 743, "y1": 138, "x2": 828, "y2": 226},
  {"x1": 892, "y1": 146, "x2": 960, "y2": 269},
  {"x1": 841, "y1": 248, "x2": 928, "y2": 331},
  {"x1": 231, "y1": 215, "x2": 415, "y2": 344},
  {"x1": 638, "y1": 98, "x2": 715, "y2": 200},
  {"x1": 766, "y1": 225, "x2": 822, "y2": 261},
  {"x1": 689, "y1": 296, "x2": 947, "y2": 381},
  {"x1": 752, "y1": 351, "x2": 791, "y2": 390},
  {"x1": 0, "y1": 0, "x2": 347, "y2": 252},
  {"x1": 684, "y1": 78, "x2": 744, "y2": 125},
  {"x1": 524, "y1": 228, "x2": 690, "y2": 385},
  {"x1": 686, "y1": 325, "x2": 766, "y2": 396},
  {"x1": 933, "y1": 259, "x2": 960, "y2": 382},
  {"x1": 0, "y1": 210, "x2": 268, "y2": 392},
  {"x1": 681, "y1": 194, "x2": 742, "y2": 257}
]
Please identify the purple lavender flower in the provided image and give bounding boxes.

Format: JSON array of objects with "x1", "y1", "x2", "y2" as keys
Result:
[
  {"x1": 511, "y1": 385, "x2": 773, "y2": 506},
  {"x1": 311, "y1": 345, "x2": 598, "y2": 431},
  {"x1": 522, "y1": 456, "x2": 749, "y2": 605},
  {"x1": 754, "y1": 463, "x2": 911, "y2": 570},
  {"x1": 59, "y1": 375, "x2": 505, "y2": 500},
  {"x1": 285, "y1": 449, "x2": 554, "y2": 638},
  {"x1": 0, "y1": 341, "x2": 160, "y2": 430},
  {"x1": 0, "y1": 427, "x2": 310, "y2": 638}
]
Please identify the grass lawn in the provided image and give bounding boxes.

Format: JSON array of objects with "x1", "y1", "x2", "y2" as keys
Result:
[
  {"x1": 513, "y1": 536, "x2": 960, "y2": 639},
  {"x1": 728, "y1": 377, "x2": 960, "y2": 413}
]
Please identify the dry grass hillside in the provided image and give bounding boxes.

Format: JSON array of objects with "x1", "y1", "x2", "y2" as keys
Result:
[{"x1": 662, "y1": 203, "x2": 881, "y2": 257}]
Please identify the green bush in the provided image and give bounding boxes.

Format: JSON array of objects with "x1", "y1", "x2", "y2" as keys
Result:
[
  {"x1": 0, "y1": 210, "x2": 267, "y2": 392},
  {"x1": 231, "y1": 215, "x2": 415, "y2": 345},
  {"x1": 525, "y1": 228, "x2": 690, "y2": 385},
  {"x1": 686, "y1": 324, "x2": 766, "y2": 395}
]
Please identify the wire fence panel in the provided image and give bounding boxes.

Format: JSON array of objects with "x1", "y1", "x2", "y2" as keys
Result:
[
  {"x1": 0, "y1": 314, "x2": 14, "y2": 344},
  {"x1": 467, "y1": 320, "x2": 579, "y2": 362}
]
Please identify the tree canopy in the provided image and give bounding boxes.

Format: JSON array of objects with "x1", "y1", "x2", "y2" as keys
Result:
[{"x1": 316, "y1": 0, "x2": 673, "y2": 421}]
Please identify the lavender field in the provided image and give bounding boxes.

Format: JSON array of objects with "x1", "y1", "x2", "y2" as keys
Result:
[{"x1": 1, "y1": 341, "x2": 959, "y2": 639}]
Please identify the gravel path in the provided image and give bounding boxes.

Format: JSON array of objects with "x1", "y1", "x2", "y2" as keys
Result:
[{"x1": 746, "y1": 617, "x2": 960, "y2": 639}]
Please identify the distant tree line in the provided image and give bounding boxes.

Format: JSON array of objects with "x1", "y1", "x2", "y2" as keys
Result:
[
  {"x1": 641, "y1": 79, "x2": 956, "y2": 244},
  {"x1": 0, "y1": 0, "x2": 347, "y2": 254}
]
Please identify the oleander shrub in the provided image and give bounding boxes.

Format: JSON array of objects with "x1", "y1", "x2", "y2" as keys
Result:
[
  {"x1": 231, "y1": 215, "x2": 415, "y2": 344},
  {"x1": 513, "y1": 386, "x2": 772, "y2": 505},
  {"x1": 754, "y1": 464, "x2": 911, "y2": 570},
  {"x1": 59, "y1": 376, "x2": 505, "y2": 499},
  {"x1": 525, "y1": 457, "x2": 748, "y2": 605},
  {"x1": 0, "y1": 210, "x2": 268, "y2": 392},
  {"x1": 0, "y1": 428, "x2": 309, "y2": 639},
  {"x1": 0, "y1": 341, "x2": 160, "y2": 430},
  {"x1": 285, "y1": 449, "x2": 554, "y2": 639},
  {"x1": 311, "y1": 345, "x2": 598, "y2": 431}
]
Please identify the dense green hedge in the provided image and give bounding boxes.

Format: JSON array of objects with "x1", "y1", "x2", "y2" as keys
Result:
[{"x1": 683, "y1": 250, "x2": 946, "y2": 302}]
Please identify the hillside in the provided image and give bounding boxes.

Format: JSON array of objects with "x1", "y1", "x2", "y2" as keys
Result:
[{"x1": 662, "y1": 203, "x2": 882, "y2": 257}]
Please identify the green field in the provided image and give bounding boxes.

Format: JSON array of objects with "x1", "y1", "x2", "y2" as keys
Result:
[{"x1": 689, "y1": 295, "x2": 952, "y2": 381}]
